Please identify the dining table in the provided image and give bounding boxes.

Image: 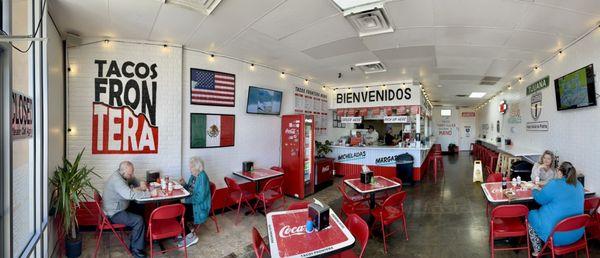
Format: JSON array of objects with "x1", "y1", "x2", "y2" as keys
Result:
[
  {"x1": 481, "y1": 181, "x2": 596, "y2": 204},
  {"x1": 233, "y1": 168, "x2": 284, "y2": 193},
  {"x1": 344, "y1": 176, "x2": 401, "y2": 224},
  {"x1": 266, "y1": 208, "x2": 355, "y2": 258}
]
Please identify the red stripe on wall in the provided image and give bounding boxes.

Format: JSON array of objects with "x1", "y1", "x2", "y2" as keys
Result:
[{"x1": 220, "y1": 115, "x2": 235, "y2": 146}]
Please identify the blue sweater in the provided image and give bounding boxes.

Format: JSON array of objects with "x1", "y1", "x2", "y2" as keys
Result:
[
  {"x1": 183, "y1": 171, "x2": 211, "y2": 225},
  {"x1": 528, "y1": 178, "x2": 584, "y2": 246}
]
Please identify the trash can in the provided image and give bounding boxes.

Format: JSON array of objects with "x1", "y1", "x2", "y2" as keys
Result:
[
  {"x1": 510, "y1": 160, "x2": 533, "y2": 181},
  {"x1": 396, "y1": 153, "x2": 414, "y2": 186}
]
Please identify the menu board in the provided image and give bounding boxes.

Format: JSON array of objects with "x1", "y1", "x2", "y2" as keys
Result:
[{"x1": 295, "y1": 86, "x2": 329, "y2": 137}]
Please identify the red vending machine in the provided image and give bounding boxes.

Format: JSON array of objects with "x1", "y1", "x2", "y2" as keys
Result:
[{"x1": 281, "y1": 114, "x2": 315, "y2": 199}]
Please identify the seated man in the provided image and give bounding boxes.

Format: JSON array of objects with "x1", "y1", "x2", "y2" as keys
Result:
[{"x1": 102, "y1": 161, "x2": 151, "y2": 258}]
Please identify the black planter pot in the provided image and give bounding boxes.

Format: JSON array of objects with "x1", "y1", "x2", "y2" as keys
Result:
[{"x1": 65, "y1": 234, "x2": 82, "y2": 258}]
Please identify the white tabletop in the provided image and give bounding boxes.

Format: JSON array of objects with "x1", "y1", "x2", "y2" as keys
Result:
[
  {"x1": 344, "y1": 176, "x2": 401, "y2": 194},
  {"x1": 135, "y1": 182, "x2": 190, "y2": 203},
  {"x1": 232, "y1": 168, "x2": 284, "y2": 182}
]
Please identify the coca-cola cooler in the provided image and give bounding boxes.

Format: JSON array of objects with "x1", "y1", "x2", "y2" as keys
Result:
[{"x1": 281, "y1": 114, "x2": 315, "y2": 199}]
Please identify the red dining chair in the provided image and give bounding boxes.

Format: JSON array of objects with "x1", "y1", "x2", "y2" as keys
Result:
[
  {"x1": 489, "y1": 204, "x2": 530, "y2": 258},
  {"x1": 287, "y1": 201, "x2": 310, "y2": 210},
  {"x1": 93, "y1": 191, "x2": 131, "y2": 258},
  {"x1": 148, "y1": 204, "x2": 188, "y2": 258},
  {"x1": 253, "y1": 176, "x2": 285, "y2": 213},
  {"x1": 224, "y1": 177, "x2": 257, "y2": 225},
  {"x1": 252, "y1": 227, "x2": 270, "y2": 258},
  {"x1": 584, "y1": 197, "x2": 600, "y2": 240},
  {"x1": 337, "y1": 185, "x2": 370, "y2": 219},
  {"x1": 371, "y1": 191, "x2": 408, "y2": 253},
  {"x1": 538, "y1": 214, "x2": 591, "y2": 258},
  {"x1": 376, "y1": 177, "x2": 402, "y2": 204},
  {"x1": 209, "y1": 182, "x2": 220, "y2": 233},
  {"x1": 331, "y1": 214, "x2": 370, "y2": 258},
  {"x1": 430, "y1": 151, "x2": 444, "y2": 183},
  {"x1": 485, "y1": 173, "x2": 504, "y2": 217}
]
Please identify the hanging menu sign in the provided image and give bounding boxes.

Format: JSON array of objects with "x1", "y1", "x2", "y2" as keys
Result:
[
  {"x1": 329, "y1": 84, "x2": 420, "y2": 109},
  {"x1": 526, "y1": 76, "x2": 550, "y2": 95},
  {"x1": 383, "y1": 116, "x2": 409, "y2": 123},
  {"x1": 295, "y1": 86, "x2": 328, "y2": 137}
]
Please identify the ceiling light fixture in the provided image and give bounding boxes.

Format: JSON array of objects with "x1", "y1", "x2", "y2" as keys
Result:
[
  {"x1": 163, "y1": 44, "x2": 167, "y2": 48},
  {"x1": 208, "y1": 54, "x2": 215, "y2": 62},
  {"x1": 508, "y1": 85, "x2": 512, "y2": 90},
  {"x1": 249, "y1": 63, "x2": 255, "y2": 71},
  {"x1": 469, "y1": 92, "x2": 486, "y2": 98},
  {"x1": 518, "y1": 77, "x2": 523, "y2": 82},
  {"x1": 304, "y1": 79, "x2": 309, "y2": 85},
  {"x1": 558, "y1": 50, "x2": 563, "y2": 55},
  {"x1": 534, "y1": 66, "x2": 539, "y2": 70}
]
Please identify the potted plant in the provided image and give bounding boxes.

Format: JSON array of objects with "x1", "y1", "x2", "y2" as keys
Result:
[
  {"x1": 50, "y1": 149, "x2": 99, "y2": 258},
  {"x1": 315, "y1": 140, "x2": 333, "y2": 158}
]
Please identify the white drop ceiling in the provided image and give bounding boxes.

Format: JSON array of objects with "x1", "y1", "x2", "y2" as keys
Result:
[{"x1": 49, "y1": 0, "x2": 600, "y2": 106}]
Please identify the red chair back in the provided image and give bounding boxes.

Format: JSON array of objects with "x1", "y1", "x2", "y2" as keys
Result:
[
  {"x1": 93, "y1": 191, "x2": 109, "y2": 224},
  {"x1": 345, "y1": 214, "x2": 369, "y2": 258},
  {"x1": 382, "y1": 191, "x2": 407, "y2": 208},
  {"x1": 584, "y1": 197, "x2": 600, "y2": 215},
  {"x1": 486, "y1": 173, "x2": 503, "y2": 183},
  {"x1": 337, "y1": 185, "x2": 355, "y2": 203},
  {"x1": 261, "y1": 176, "x2": 284, "y2": 193},
  {"x1": 224, "y1": 176, "x2": 242, "y2": 192},
  {"x1": 149, "y1": 203, "x2": 186, "y2": 221},
  {"x1": 252, "y1": 227, "x2": 270, "y2": 258},
  {"x1": 390, "y1": 177, "x2": 403, "y2": 186},
  {"x1": 491, "y1": 204, "x2": 528, "y2": 218},
  {"x1": 287, "y1": 201, "x2": 310, "y2": 210},
  {"x1": 270, "y1": 166, "x2": 284, "y2": 172},
  {"x1": 552, "y1": 214, "x2": 590, "y2": 233}
]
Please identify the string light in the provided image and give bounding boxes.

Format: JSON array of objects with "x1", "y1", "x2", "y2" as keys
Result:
[
  {"x1": 365, "y1": 86, "x2": 369, "y2": 89},
  {"x1": 163, "y1": 44, "x2": 167, "y2": 48},
  {"x1": 534, "y1": 66, "x2": 539, "y2": 70},
  {"x1": 249, "y1": 63, "x2": 255, "y2": 71},
  {"x1": 508, "y1": 85, "x2": 512, "y2": 90},
  {"x1": 304, "y1": 79, "x2": 309, "y2": 85},
  {"x1": 208, "y1": 54, "x2": 215, "y2": 62},
  {"x1": 518, "y1": 77, "x2": 523, "y2": 82},
  {"x1": 280, "y1": 72, "x2": 286, "y2": 78},
  {"x1": 104, "y1": 39, "x2": 109, "y2": 44},
  {"x1": 322, "y1": 85, "x2": 326, "y2": 90}
]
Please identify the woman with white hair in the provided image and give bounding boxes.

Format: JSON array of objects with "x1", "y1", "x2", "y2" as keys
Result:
[{"x1": 177, "y1": 156, "x2": 211, "y2": 248}]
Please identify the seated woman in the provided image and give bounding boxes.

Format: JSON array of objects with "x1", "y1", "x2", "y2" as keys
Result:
[
  {"x1": 527, "y1": 162, "x2": 584, "y2": 256},
  {"x1": 530, "y1": 150, "x2": 557, "y2": 185},
  {"x1": 178, "y1": 156, "x2": 211, "y2": 248}
]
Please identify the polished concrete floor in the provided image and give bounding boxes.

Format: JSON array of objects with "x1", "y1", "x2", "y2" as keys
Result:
[{"x1": 82, "y1": 152, "x2": 600, "y2": 257}]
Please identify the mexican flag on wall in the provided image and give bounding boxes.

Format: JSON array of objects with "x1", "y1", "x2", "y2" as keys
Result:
[{"x1": 190, "y1": 113, "x2": 235, "y2": 148}]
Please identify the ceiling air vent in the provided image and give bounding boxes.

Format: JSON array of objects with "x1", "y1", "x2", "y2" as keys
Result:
[
  {"x1": 165, "y1": 0, "x2": 223, "y2": 15},
  {"x1": 343, "y1": 3, "x2": 394, "y2": 37},
  {"x1": 355, "y1": 61, "x2": 386, "y2": 74},
  {"x1": 479, "y1": 76, "x2": 502, "y2": 85}
]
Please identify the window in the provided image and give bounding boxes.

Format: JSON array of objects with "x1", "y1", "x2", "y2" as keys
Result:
[{"x1": 441, "y1": 109, "x2": 452, "y2": 117}]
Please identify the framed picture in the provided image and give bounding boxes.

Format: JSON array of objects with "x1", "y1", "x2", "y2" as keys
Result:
[
  {"x1": 190, "y1": 113, "x2": 235, "y2": 148},
  {"x1": 190, "y1": 68, "x2": 235, "y2": 107}
]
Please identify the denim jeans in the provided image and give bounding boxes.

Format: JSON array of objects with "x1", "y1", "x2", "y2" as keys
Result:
[{"x1": 110, "y1": 211, "x2": 146, "y2": 252}]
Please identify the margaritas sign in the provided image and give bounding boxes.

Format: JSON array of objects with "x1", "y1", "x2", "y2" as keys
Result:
[{"x1": 526, "y1": 76, "x2": 550, "y2": 95}]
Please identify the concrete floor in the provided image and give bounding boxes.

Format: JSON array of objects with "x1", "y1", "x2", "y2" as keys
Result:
[{"x1": 82, "y1": 152, "x2": 600, "y2": 257}]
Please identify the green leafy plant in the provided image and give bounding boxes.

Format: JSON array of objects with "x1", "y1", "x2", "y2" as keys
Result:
[
  {"x1": 50, "y1": 149, "x2": 99, "y2": 240},
  {"x1": 316, "y1": 140, "x2": 333, "y2": 158}
]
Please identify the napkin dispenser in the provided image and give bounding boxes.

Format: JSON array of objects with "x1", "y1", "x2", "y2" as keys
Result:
[
  {"x1": 360, "y1": 170, "x2": 373, "y2": 184},
  {"x1": 308, "y1": 202, "x2": 330, "y2": 231},
  {"x1": 242, "y1": 161, "x2": 254, "y2": 172}
]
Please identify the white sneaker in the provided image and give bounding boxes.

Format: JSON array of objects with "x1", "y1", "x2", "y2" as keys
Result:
[{"x1": 177, "y1": 234, "x2": 198, "y2": 248}]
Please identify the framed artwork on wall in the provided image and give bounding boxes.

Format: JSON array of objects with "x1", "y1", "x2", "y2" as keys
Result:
[
  {"x1": 190, "y1": 68, "x2": 236, "y2": 107},
  {"x1": 190, "y1": 113, "x2": 235, "y2": 148}
]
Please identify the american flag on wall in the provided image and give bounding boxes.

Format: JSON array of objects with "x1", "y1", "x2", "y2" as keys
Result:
[{"x1": 190, "y1": 68, "x2": 235, "y2": 106}]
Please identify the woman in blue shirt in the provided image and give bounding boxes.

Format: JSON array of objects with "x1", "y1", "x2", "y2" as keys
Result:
[
  {"x1": 528, "y1": 161, "x2": 584, "y2": 256},
  {"x1": 178, "y1": 156, "x2": 211, "y2": 248}
]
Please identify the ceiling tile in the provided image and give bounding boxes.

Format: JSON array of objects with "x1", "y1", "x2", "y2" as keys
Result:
[
  {"x1": 362, "y1": 28, "x2": 435, "y2": 51},
  {"x1": 251, "y1": 0, "x2": 339, "y2": 40},
  {"x1": 432, "y1": 0, "x2": 530, "y2": 28},
  {"x1": 49, "y1": 0, "x2": 111, "y2": 37},
  {"x1": 384, "y1": 0, "x2": 435, "y2": 28},
  {"x1": 535, "y1": 0, "x2": 600, "y2": 16},
  {"x1": 517, "y1": 4, "x2": 600, "y2": 37},
  {"x1": 280, "y1": 14, "x2": 357, "y2": 51},
  {"x1": 185, "y1": 0, "x2": 283, "y2": 50},
  {"x1": 373, "y1": 46, "x2": 435, "y2": 61},
  {"x1": 149, "y1": 4, "x2": 207, "y2": 43},
  {"x1": 436, "y1": 56, "x2": 493, "y2": 74},
  {"x1": 504, "y1": 30, "x2": 575, "y2": 52},
  {"x1": 108, "y1": 0, "x2": 162, "y2": 39},
  {"x1": 435, "y1": 27, "x2": 512, "y2": 46},
  {"x1": 485, "y1": 59, "x2": 521, "y2": 77},
  {"x1": 302, "y1": 37, "x2": 367, "y2": 59}
]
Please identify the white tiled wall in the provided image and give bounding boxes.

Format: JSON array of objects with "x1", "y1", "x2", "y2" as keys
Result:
[
  {"x1": 182, "y1": 50, "x2": 327, "y2": 188},
  {"x1": 67, "y1": 41, "x2": 183, "y2": 190},
  {"x1": 476, "y1": 29, "x2": 600, "y2": 192}
]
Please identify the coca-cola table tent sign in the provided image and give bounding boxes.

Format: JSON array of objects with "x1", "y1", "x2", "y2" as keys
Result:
[{"x1": 266, "y1": 208, "x2": 355, "y2": 257}]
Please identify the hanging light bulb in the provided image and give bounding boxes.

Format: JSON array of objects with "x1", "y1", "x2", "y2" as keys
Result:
[
  {"x1": 304, "y1": 79, "x2": 309, "y2": 85},
  {"x1": 249, "y1": 63, "x2": 255, "y2": 71},
  {"x1": 208, "y1": 54, "x2": 215, "y2": 62},
  {"x1": 280, "y1": 72, "x2": 286, "y2": 78}
]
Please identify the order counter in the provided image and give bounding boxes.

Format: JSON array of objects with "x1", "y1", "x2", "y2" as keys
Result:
[{"x1": 327, "y1": 144, "x2": 434, "y2": 181}]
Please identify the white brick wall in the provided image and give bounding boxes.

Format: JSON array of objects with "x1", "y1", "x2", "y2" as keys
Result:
[
  {"x1": 67, "y1": 40, "x2": 183, "y2": 190},
  {"x1": 476, "y1": 30, "x2": 600, "y2": 192}
]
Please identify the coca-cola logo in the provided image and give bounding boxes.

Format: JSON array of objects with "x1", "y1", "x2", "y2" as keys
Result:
[{"x1": 279, "y1": 224, "x2": 306, "y2": 238}]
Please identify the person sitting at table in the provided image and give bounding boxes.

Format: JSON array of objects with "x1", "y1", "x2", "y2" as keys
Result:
[
  {"x1": 102, "y1": 161, "x2": 151, "y2": 258},
  {"x1": 384, "y1": 127, "x2": 396, "y2": 146},
  {"x1": 177, "y1": 156, "x2": 211, "y2": 248},
  {"x1": 527, "y1": 161, "x2": 584, "y2": 257},
  {"x1": 530, "y1": 150, "x2": 557, "y2": 185},
  {"x1": 350, "y1": 131, "x2": 365, "y2": 146}
]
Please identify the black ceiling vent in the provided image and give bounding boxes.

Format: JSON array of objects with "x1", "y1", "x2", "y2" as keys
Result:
[
  {"x1": 455, "y1": 94, "x2": 468, "y2": 97},
  {"x1": 480, "y1": 76, "x2": 502, "y2": 85}
]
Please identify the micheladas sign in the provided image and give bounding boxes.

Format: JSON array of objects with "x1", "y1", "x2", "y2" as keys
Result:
[
  {"x1": 92, "y1": 59, "x2": 159, "y2": 154},
  {"x1": 329, "y1": 83, "x2": 420, "y2": 109}
]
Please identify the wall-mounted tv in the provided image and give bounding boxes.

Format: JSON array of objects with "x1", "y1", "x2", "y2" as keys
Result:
[
  {"x1": 554, "y1": 64, "x2": 597, "y2": 111},
  {"x1": 246, "y1": 86, "x2": 282, "y2": 115}
]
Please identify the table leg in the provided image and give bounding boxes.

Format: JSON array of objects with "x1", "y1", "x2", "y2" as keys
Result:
[{"x1": 368, "y1": 193, "x2": 376, "y2": 225}]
